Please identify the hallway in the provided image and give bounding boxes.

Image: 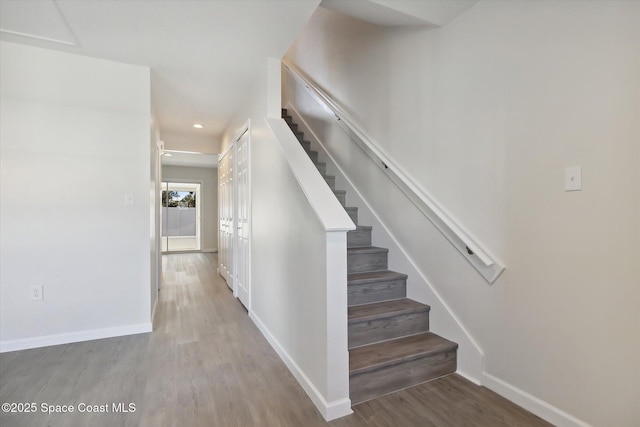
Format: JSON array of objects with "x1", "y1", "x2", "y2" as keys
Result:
[{"x1": 0, "y1": 253, "x2": 550, "y2": 426}]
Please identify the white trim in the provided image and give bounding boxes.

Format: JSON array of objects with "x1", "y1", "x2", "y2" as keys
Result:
[
  {"x1": 0, "y1": 323, "x2": 152, "y2": 353},
  {"x1": 482, "y1": 372, "x2": 591, "y2": 427},
  {"x1": 218, "y1": 137, "x2": 235, "y2": 158},
  {"x1": 155, "y1": 138, "x2": 163, "y2": 293},
  {"x1": 283, "y1": 61, "x2": 504, "y2": 283},
  {"x1": 233, "y1": 119, "x2": 251, "y2": 311},
  {"x1": 201, "y1": 248, "x2": 218, "y2": 253},
  {"x1": 456, "y1": 370, "x2": 482, "y2": 386},
  {"x1": 265, "y1": 117, "x2": 355, "y2": 232},
  {"x1": 249, "y1": 311, "x2": 353, "y2": 421},
  {"x1": 217, "y1": 145, "x2": 234, "y2": 289}
]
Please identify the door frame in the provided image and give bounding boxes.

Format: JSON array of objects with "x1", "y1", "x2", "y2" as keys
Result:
[
  {"x1": 161, "y1": 180, "x2": 203, "y2": 253},
  {"x1": 218, "y1": 143, "x2": 235, "y2": 288},
  {"x1": 218, "y1": 119, "x2": 251, "y2": 310},
  {"x1": 233, "y1": 120, "x2": 251, "y2": 310}
]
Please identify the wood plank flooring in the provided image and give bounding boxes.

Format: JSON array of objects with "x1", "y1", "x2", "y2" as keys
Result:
[{"x1": 0, "y1": 253, "x2": 552, "y2": 427}]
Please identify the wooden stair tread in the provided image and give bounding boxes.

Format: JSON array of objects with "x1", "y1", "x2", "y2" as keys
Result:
[
  {"x1": 348, "y1": 270, "x2": 407, "y2": 285},
  {"x1": 350, "y1": 225, "x2": 372, "y2": 231},
  {"x1": 349, "y1": 298, "x2": 429, "y2": 322},
  {"x1": 347, "y1": 246, "x2": 388, "y2": 255},
  {"x1": 349, "y1": 332, "x2": 457, "y2": 375}
]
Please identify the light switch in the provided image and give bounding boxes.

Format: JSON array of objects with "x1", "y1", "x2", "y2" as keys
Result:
[
  {"x1": 565, "y1": 166, "x2": 582, "y2": 191},
  {"x1": 124, "y1": 193, "x2": 135, "y2": 206}
]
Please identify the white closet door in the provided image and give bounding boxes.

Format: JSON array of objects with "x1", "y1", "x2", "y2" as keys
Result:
[
  {"x1": 218, "y1": 148, "x2": 234, "y2": 289},
  {"x1": 235, "y1": 129, "x2": 250, "y2": 309}
]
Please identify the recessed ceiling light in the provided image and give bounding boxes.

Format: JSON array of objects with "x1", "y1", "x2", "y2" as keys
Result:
[{"x1": 193, "y1": 124, "x2": 204, "y2": 129}]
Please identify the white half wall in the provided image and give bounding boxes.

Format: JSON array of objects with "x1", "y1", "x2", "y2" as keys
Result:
[
  {"x1": 285, "y1": 2, "x2": 640, "y2": 426},
  {"x1": 221, "y1": 57, "x2": 351, "y2": 419},
  {"x1": 162, "y1": 165, "x2": 219, "y2": 252},
  {"x1": 0, "y1": 41, "x2": 152, "y2": 352}
]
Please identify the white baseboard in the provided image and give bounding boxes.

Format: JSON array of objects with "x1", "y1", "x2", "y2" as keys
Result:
[
  {"x1": 456, "y1": 369, "x2": 482, "y2": 386},
  {"x1": 482, "y1": 372, "x2": 591, "y2": 427},
  {"x1": 202, "y1": 248, "x2": 218, "y2": 253},
  {"x1": 0, "y1": 323, "x2": 153, "y2": 353},
  {"x1": 249, "y1": 311, "x2": 353, "y2": 421}
]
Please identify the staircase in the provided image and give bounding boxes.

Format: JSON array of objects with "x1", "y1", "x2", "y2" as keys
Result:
[{"x1": 282, "y1": 109, "x2": 458, "y2": 405}]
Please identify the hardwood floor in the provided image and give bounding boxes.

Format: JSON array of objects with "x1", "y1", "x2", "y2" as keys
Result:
[{"x1": 0, "y1": 253, "x2": 552, "y2": 427}]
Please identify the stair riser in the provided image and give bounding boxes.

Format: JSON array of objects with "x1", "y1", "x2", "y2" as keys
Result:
[
  {"x1": 349, "y1": 311, "x2": 429, "y2": 348},
  {"x1": 345, "y1": 208, "x2": 358, "y2": 225},
  {"x1": 334, "y1": 192, "x2": 346, "y2": 206},
  {"x1": 308, "y1": 151, "x2": 318, "y2": 163},
  {"x1": 315, "y1": 163, "x2": 326, "y2": 175},
  {"x1": 300, "y1": 141, "x2": 311, "y2": 151},
  {"x1": 349, "y1": 349, "x2": 457, "y2": 405},
  {"x1": 348, "y1": 279, "x2": 406, "y2": 306},
  {"x1": 348, "y1": 252, "x2": 387, "y2": 273},
  {"x1": 324, "y1": 176, "x2": 336, "y2": 190},
  {"x1": 347, "y1": 229, "x2": 371, "y2": 247}
]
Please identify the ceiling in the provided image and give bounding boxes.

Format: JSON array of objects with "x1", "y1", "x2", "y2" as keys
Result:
[
  {"x1": 1, "y1": 0, "x2": 475, "y2": 166},
  {"x1": 0, "y1": 0, "x2": 320, "y2": 154},
  {"x1": 320, "y1": 0, "x2": 477, "y2": 27}
]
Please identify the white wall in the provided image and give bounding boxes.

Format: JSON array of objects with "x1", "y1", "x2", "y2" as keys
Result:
[
  {"x1": 161, "y1": 130, "x2": 219, "y2": 154},
  {"x1": 162, "y1": 165, "x2": 218, "y2": 252},
  {"x1": 285, "y1": 2, "x2": 640, "y2": 426},
  {"x1": 0, "y1": 41, "x2": 152, "y2": 351},
  {"x1": 220, "y1": 56, "x2": 351, "y2": 419}
]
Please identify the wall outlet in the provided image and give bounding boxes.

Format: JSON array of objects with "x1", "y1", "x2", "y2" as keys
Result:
[
  {"x1": 30, "y1": 285, "x2": 43, "y2": 301},
  {"x1": 565, "y1": 166, "x2": 582, "y2": 191},
  {"x1": 124, "y1": 192, "x2": 135, "y2": 207}
]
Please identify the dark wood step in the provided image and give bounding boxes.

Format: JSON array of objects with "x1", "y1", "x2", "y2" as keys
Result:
[
  {"x1": 300, "y1": 140, "x2": 311, "y2": 151},
  {"x1": 347, "y1": 225, "x2": 372, "y2": 248},
  {"x1": 349, "y1": 332, "x2": 458, "y2": 404},
  {"x1": 347, "y1": 246, "x2": 387, "y2": 273},
  {"x1": 333, "y1": 189, "x2": 346, "y2": 206},
  {"x1": 287, "y1": 122, "x2": 298, "y2": 132},
  {"x1": 348, "y1": 298, "x2": 429, "y2": 348},
  {"x1": 348, "y1": 270, "x2": 407, "y2": 306}
]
